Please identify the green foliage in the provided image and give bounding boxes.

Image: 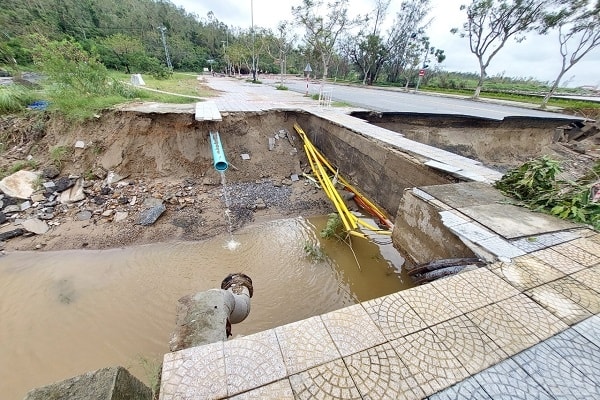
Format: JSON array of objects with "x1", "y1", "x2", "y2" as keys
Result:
[
  {"x1": 0, "y1": 85, "x2": 38, "y2": 114},
  {"x1": 494, "y1": 156, "x2": 562, "y2": 201},
  {"x1": 495, "y1": 157, "x2": 600, "y2": 230},
  {"x1": 303, "y1": 241, "x2": 326, "y2": 261},
  {"x1": 0, "y1": 159, "x2": 39, "y2": 179},
  {"x1": 320, "y1": 213, "x2": 343, "y2": 238},
  {"x1": 276, "y1": 85, "x2": 288, "y2": 90},
  {"x1": 50, "y1": 145, "x2": 71, "y2": 169}
]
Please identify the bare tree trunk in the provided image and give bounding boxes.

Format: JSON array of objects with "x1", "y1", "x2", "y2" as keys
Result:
[
  {"x1": 474, "y1": 61, "x2": 486, "y2": 99},
  {"x1": 541, "y1": 70, "x2": 566, "y2": 108}
]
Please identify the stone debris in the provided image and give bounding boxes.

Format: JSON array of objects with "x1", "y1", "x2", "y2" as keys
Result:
[
  {"x1": 0, "y1": 170, "x2": 40, "y2": 199},
  {"x1": 137, "y1": 203, "x2": 166, "y2": 226},
  {"x1": 75, "y1": 140, "x2": 85, "y2": 149},
  {"x1": 241, "y1": 153, "x2": 250, "y2": 160},
  {"x1": 60, "y1": 178, "x2": 86, "y2": 204},
  {"x1": 21, "y1": 218, "x2": 49, "y2": 234}
]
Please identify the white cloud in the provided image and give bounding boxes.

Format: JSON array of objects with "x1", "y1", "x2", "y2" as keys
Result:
[{"x1": 170, "y1": 0, "x2": 600, "y2": 87}]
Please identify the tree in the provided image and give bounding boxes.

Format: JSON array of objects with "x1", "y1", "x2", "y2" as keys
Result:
[
  {"x1": 342, "y1": 0, "x2": 390, "y2": 85},
  {"x1": 540, "y1": 0, "x2": 600, "y2": 107},
  {"x1": 292, "y1": 0, "x2": 359, "y2": 80},
  {"x1": 100, "y1": 34, "x2": 146, "y2": 74},
  {"x1": 452, "y1": 0, "x2": 548, "y2": 98}
]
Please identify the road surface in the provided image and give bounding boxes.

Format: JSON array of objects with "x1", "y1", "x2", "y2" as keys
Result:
[{"x1": 265, "y1": 77, "x2": 582, "y2": 121}]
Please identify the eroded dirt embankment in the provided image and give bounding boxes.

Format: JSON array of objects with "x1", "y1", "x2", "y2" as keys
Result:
[{"x1": 0, "y1": 110, "x2": 332, "y2": 251}]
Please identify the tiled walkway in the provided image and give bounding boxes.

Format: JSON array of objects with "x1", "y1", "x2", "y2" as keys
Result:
[{"x1": 159, "y1": 77, "x2": 599, "y2": 399}]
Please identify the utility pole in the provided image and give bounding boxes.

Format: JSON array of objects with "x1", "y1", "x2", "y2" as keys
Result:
[
  {"x1": 158, "y1": 26, "x2": 173, "y2": 70},
  {"x1": 251, "y1": 0, "x2": 256, "y2": 82}
]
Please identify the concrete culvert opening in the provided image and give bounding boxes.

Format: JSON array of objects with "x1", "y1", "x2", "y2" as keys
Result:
[{"x1": 1, "y1": 108, "x2": 472, "y2": 398}]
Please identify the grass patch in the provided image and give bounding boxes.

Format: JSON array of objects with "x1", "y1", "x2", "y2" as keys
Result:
[
  {"x1": 109, "y1": 71, "x2": 215, "y2": 98},
  {"x1": 50, "y1": 145, "x2": 71, "y2": 169},
  {"x1": 0, "y1": 85, "x2": 39, "y2": 114},
  {"x1": 303, "y1": 241, "x2": 326, "y2": 261},
  {"x1": 276, "y1": 85, "x2": 288, "y2": 90},
  {"x1": 0, "y1": 159, "x2": 39, "y2": 179},
  {"x1": 332, "y1": 100, "x2": 352, "y2": 107}
]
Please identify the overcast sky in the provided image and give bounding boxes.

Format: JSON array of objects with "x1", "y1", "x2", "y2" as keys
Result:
[{"x1": 171, "y1": 0, "x2": 600, "y2": 88}]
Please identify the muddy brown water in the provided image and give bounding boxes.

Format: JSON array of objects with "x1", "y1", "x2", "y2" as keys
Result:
[{"x1": 0, "y1": 215, "x2": 412, "y2": 399}]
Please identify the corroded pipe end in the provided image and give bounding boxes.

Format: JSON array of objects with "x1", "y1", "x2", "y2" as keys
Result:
[{"x1": 221, "y1": 273, "x2": 253, "y2": 298}]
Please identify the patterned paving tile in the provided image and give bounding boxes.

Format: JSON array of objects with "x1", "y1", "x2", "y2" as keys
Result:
[
  {"x1": 412, "y1": 187, "x2": 435, "y2": 201},
  {"x1": 545, "y1": 328, "x2": 600, "y2": 380},
  {"x1": 159, "y1": 341, "x2": 226, "y2": 400},
  {"x1": 288, "y1": 358, "x2": 361, "y2": 400},
  {"x1": 570, "y1": 237, "x2": 600, "y2": 257},
  {"x1": 432, "y1": 273, "x2": 495, "y2": 313},
  {"x1": 458, "y1": 267, "x2": 521, "y2": 303},
  {"x1": 228, "y1": 379, "x2": 294, "y2": 400},
  {"x1": 477, "y1": 236, "x2": 527, "y2": 259},
  {"x1": 320, "y1": 303, "x2": 386, "y2": 357},
  {"x1": 574, "y1": 314, "x2": 600, "y2": 347},
  {"x1": 510, "y1": 230, "x2": 582, "y2": 253},
  {"x1": 438, "y1": 210, "x2": 470, "y2": 228},
  {"x1": 449, "y1": 222, "x2": 496, "y2": 243},
  {"x1": 525, "y1": 276, "x2": 599, "y2": 325},
  {"x1": 392, "y1": 328, "x2": 470, "y2": 397},
  {"x1": 530, "y1": 248, "x2": 586, "y2": 274},
  {"x1": 490, "y1": 257, "x2": 565, "y2": 291},
  {"x1": 467, "y1": 303, "x2": 542, "y2": 357},
  {"x1": 473, "y1": 359, "x2": 554, "y2": 400},
  {"x1": 571, "y1": 264, "x2": 600, "y2": 293},
  {"x1": 495, "y1": 294, "x2": 569, "y2": 341},
  {"x1": 428, "y1": 378, "x2": 491, "y2": 400},
  {"x1": 224, "y1": 329, "x2": 287, "y2": 396},
  {"x1": 400, "y1": 284, "x2": 463, "y2": 327},
  {"x1": 551, "y1": 240, "x2": 600, "y2": 266},
  {"x1": 275, "y1": 316, "x2": 340, "y2": 375},
  {"x1": 362, "y1": 292, "x2": 427, "y2": 340},
  {"x1": 513, "y1": 341, "x2": 600, "y2": 398},
  {"x1": 430, "y1": 315, "x2": 507, "y2": 375},
  {"x1": 344, "y1": 342, "x2": 426, "y2": 400}
]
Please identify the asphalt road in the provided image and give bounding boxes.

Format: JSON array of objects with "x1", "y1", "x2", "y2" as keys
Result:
[{"x1": 266, "y1": 77, "x2": 582, "y2": 121}]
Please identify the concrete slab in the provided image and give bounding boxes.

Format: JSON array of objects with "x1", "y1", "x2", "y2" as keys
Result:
[
  {"x1": 457, "y1": 203, "x2": 580, "y2": 239},
  {"x1": 195, "y1": 101, "x2": 222, "y2": 121},
  {"x1": 421, "y1": 181, "x2": 508, "y2": 208}
]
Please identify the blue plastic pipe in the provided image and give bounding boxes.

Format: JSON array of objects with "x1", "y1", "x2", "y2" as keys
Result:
[{"x1": 209, "y1": 131, "x2": 228, "y2": 171}]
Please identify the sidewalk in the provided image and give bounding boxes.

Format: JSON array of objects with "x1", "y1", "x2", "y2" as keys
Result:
[{"x1": 159, "y1": 76, "x2": 599, "y2": 399}]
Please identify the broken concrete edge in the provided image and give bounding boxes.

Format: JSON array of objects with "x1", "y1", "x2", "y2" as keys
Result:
[{"x1": 23, "y1": 366, "x2": 153, "y2": 400}]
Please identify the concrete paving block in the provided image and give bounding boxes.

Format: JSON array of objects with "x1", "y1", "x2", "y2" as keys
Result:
[
  {"x1": 474, "y1": 359, "x2": 554, "y2": 400},
  {"x1": 439, "y1": 210, "x2": 469, "y2": 228},
  {"x1": 424, "y1": 160, "x2": 462, "y2": 173},
  {"x1": 229, "y1": 379, "x2": 294, "y2": 400},
  {"x1": 412, "y1": 187, "x2": 434, "y2": 201},
  {"x1": 477, "y1": 236, "x2": 526, "y2": 259},
  {"x1": 530, "y1": 247, "x2": 586, "y2": 275},
  {"x1": 429, "y1": 377, "x2": 491, "y2": 400},
  {"x1": 526, "y1": 276, "x2": 599, "y2": 325},
  {"x1": 551, "y1": 240, "x2": 600, "y2": 267},
  {"x1": 289, "y1": 358, "x2": 361, "y2": 400},
  {"x1": 466, "y1": 303, "x2": 542, "y2": 357},
  {"x1": 494, "y1": 294, "x2": 568, "y2": 341},
  {"x1": 159, "y1": 341, "x2": 226, "y2": 400},
  {"x1": 391, "y1": 328, "x2": 470, "y2": 397},
  {"x1": 450, "y1": 222, "x2": 497, "y2": 244},
  {"x1": 274, "y1": 316, "x2": 340, "y2": 375},
  {"x1": 491, "y1": 257, "x2": 565, "y2": 291},
  {"x1": 545, "y1": 328, "x2": 600, "y2": 379},
  {"x1": 570, "y1": 265, "x2": 600, "y2": 293},
  {"x1": 573, "y1": 314, "x2": 600, "y2": 348},
  {"x1": 432, "y1": 273, "x2": 496, "y2": 313},
  {"x1": 430, "y1": 314, "x2": 507, "y2": 375},
  {"x1": 223, "y1": 329, "x2": 287, "y2": 396},
  {"x1": 344, "y1": 342, "x2": 426, "y2": 400},
  {"x1": 320, "y1": 303, "x2": 386, "y2": 357},
  {"x1": 458, "y1": 267, "x2": 521, "y2": 303},
  {"x1": 513, "y1": 341, "x2": 600, "y2": 399},
  {"x1": 362, "y1": 292, "x2": 427, "y2": 341},
  {"x1": 399, "y1": 284, "x2": 463, "y2": 327}
]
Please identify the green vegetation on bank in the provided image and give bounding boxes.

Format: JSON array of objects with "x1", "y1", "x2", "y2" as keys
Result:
[{"x1": 495, "y1": 156, "x2": 600, "y2": 230}]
